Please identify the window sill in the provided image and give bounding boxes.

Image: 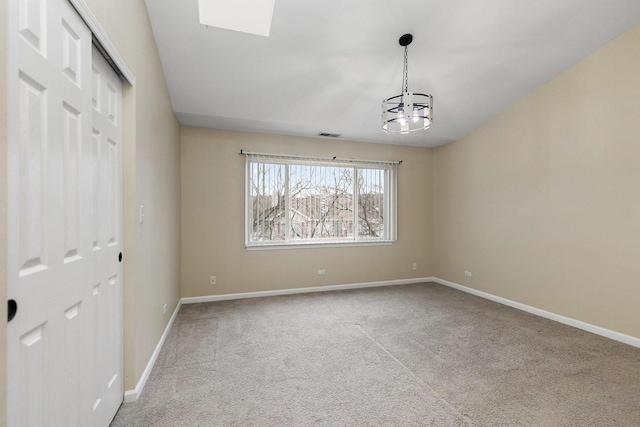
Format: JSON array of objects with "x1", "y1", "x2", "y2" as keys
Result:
[{"x1": 245, "y1": 241, "x2": 395, "y2": 251}]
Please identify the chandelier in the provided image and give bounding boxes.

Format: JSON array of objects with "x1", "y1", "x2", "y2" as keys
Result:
[{"x1": 382, "y1": 34, "x2": 433, "y2": 134}]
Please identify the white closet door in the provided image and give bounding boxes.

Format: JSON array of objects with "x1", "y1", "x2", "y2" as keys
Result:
[
  {"x1": 90, "y1": 44, "x2": 124, "y2": 426},
  {"x1": 6, "y1": 0, "x2": 124, "y2": 425}
]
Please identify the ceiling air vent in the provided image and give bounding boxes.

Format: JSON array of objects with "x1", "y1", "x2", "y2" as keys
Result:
[{"x1": 318, "y1": 132, "x2": 342, "y2": 138}]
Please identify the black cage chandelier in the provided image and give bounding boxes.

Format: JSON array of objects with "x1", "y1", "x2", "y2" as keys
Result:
[{"x1": 382, "y1": 34, "x2": 433, "y2": 134}]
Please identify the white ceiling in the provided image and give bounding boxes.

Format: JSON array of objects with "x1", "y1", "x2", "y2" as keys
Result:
[{"x1": 144, "y1": 0, "x2": 640, "y2": 147}]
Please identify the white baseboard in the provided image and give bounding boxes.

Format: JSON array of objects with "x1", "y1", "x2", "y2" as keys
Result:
[
  {"x1": 123, "y1": 299, "x2": 182, "y2": 402},
  {"x1": 181, "y1": 277, "x2": 435, "y2": 304},
  {"x1": 432, "y1": 277, "x2": 640, "y2": 349}
]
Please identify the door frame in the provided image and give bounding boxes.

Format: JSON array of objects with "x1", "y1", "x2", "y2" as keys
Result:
[{"x1": 68, "y1": 0, "x2": 135, "y2": 86}]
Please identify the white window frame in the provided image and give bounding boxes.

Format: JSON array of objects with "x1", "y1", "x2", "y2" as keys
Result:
[{"x1": 243, "y1": 151, "x2": 398, "y2": 249}]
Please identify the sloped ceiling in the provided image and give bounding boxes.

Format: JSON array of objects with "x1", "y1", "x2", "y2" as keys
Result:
[{"x1": 144, "y1": 0, "x2": 640, "y2": 147}]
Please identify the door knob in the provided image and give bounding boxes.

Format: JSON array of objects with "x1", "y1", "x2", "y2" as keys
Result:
[
  {"x1": 118, "y1": 252, "x2": 122, "y2": 262},
  {"x1": 8, "y1": 299, "x2": 17, "y2": 322}
]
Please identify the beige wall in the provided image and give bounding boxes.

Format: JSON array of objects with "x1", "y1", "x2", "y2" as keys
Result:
[
  {"x1": 1, "y1": 0, "x2": 7, "y2": 421},
  {"x1": 433, "y1": 23, "x2": 640, "y2": 338},
  {"x1": 82, "y1": 0, "x2": 181, "y2": 390},
  {"x1": 181, "y1": 128, "x2": 433, "y2": 297}
]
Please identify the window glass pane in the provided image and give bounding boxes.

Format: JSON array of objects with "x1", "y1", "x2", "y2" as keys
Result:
[
  {"x1": 289, "y1": 164, "x2": 354, "y2": 241},
  {"x1": 357, "y1": 168, "x2": 385, "y2": 240},
  {"x1": 249, "y1": 162, "x2": 286, "y2": 243}
]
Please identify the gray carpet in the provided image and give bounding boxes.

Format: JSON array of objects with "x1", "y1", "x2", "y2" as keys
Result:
[{"x1": 111, "y1": 282, "x2": 640, "y2": 426}]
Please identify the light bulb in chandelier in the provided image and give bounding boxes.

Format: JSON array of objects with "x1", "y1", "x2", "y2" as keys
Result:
[
  {"x1": 382, "y1": 34, "x2": 434, "y2": 134},
  {"x1": 412, "y1": 107, "x2": 420, "y2": 123},
  {"x1": 397, "y1": 106, "x2": 406, "y2": 125}
]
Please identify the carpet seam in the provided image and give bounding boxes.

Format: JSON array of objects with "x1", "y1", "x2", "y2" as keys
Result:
[{"x1": 356, "y1": 324, "x2": 475, "y2": 426}]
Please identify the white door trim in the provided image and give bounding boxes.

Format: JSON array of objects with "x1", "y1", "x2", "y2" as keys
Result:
[{"x1": 67, "y1": 0, "x2": 136, "y2": 85}]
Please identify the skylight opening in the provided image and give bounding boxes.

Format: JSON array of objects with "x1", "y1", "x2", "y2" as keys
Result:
[{"x1": 198, "y1": 0, "x2": 275, "y2": 37}]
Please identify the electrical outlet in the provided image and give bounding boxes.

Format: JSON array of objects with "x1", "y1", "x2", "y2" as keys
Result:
[
  {"x1": 413, "y1": 263, "x2": 417, "y2": 270},
  {"x1": 163, "y1": 303, "x2": 168, "y2": 315},
  {"x1": 317, "y1": 269, "x2": 325, "y2": 275},
  {"x1": 465, "y1": 271, "x2": 472, "y2": 277},
  {"x1": 210, "y1": 276, "x2": 217, "y2": 285}
]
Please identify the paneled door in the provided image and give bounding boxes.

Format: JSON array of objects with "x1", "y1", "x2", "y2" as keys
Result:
[
  {"x1": 89, "y1": 43, "x2": 124, "y2": 426},
  {"x1": 6, "y1": 0, "x2": 124, "y2": 425}
]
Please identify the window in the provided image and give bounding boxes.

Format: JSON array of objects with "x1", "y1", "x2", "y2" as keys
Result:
[{"x1": 244, "y1": 152, "x2": 398, "y2": 248}]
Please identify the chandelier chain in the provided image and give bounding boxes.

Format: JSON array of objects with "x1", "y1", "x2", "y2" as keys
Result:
[{"x1": 403, "y1": 46, "x2": 409, "y2": 93}]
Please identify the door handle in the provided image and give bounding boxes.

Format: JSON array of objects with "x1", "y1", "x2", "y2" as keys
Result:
[
  {"x1": 118, "y1": 252, "x2": 122, "y2": 262},
  {"x1": 8, "y1": 299, "x2": 17, "y2": 322}
]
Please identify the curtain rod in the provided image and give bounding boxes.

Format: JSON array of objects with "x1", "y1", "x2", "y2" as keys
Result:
[{"x1": 238, "y1": 149, "x2": 402, "y2": 165}]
